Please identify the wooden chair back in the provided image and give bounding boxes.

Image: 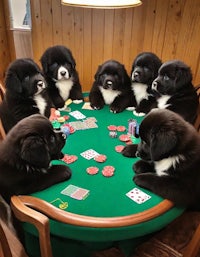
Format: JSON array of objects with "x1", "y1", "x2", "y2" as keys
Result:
[
  {"x1": 194, "y1": 85, "x2": 200, "y2": 133},
  {"x1": 0, "y1": 81, "x2": 6, "y2": 139},
  {"x1": 11, "y1": 195, "x2": 200, "y2": 257}
]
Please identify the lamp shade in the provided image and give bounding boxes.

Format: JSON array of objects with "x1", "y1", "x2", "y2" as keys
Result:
[{"x1": 61, "y1": 0, "x2": 142, "y2": 9}]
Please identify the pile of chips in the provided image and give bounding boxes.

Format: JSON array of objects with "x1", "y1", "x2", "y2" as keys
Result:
[{"x1": 86, "y1": 165, "x2": 115, "y2": 177}]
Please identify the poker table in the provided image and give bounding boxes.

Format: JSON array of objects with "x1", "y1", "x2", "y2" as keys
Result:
[{"x1": 20, "y1": 102, "x2": 184, "y2": 257}]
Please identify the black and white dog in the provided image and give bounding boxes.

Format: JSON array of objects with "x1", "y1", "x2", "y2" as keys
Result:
[
  {"x1": 152, "y1": 60, "x2": 199, "y2": 124},
  {"x1": 40, "y1": 45, "x2": 83, "y2": 109},
  {"x1": 0, "y1": 58, "x2": 52, "y2": 133},
  {"x1": 130, "y1": 52, "x2": 162, "y2": 115},
  {"x1": 0, "y1": 114, "x2": 71, "y2": 202},
  {"x1": 89, "y1": 60, "x2": 133, "y2": 113},
  {"x1": 133, "y1": 109, "x2": 200, "y2": 210}
]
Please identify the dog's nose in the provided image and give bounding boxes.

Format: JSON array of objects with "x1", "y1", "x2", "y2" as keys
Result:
[
  {"x1": 37, "y1": 81, "x2": 45, "y2": 88},
  {"x1": 152, "y1": 81, "x2": 158, "y2": 90},
  {"x1": 60, "y1": 71, "x2": 66, "y2": 76},
  {"x1": 134, "y1": 71, "x2": 140, "y2": 79},
  {"x1": 106, "y1": 80, "x2": 113, "y2": 85}
]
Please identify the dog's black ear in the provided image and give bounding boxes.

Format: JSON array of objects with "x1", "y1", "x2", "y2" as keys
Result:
[
  {"x1": 175, "y1": 66, "x2": 192, "y2": 85},
  {"x1": 20, "y1": 136, "x2": 50, "y2": 168},
  {"x1": 5, "y1": 72, "x2": 23, "y2": 93},
  {"x1": 94, "y1": 65, "x2": 102, "y2": 81},
  {"x1": 149, "y1": 129, "x2": 177, "y2": 161},
  {"x1": 40, "y1": 56, "x2": 48, "y2": 74}
]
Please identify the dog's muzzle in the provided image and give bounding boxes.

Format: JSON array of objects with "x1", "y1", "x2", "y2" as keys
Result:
[
  {"x1": 152, "y1": 81, "x2": 158, "y2": 91},
  {"x1": 58, "y1": 66, "x2": 70, "y2": 80},
  {"x1": 103, "y1": 80, "x2": 113, "y2": 89}
]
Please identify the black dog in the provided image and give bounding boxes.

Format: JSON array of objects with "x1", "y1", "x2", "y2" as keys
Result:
[
  {"x1": 152, "y1": 60, "x2": 199, "y2": 124},
  {"x1": 133, "y1": 109, "x2": 200, "y2": 210},
  {"x1": 0, "y1": 114, "x2": 71, "y2": 202},
  {"x1": 89, "y1": 60, "x2": 132, "y2": 113},
  {"x1": 0, "y1": 58, "x2": 52, "y2": 133},
  {"x1": 40, "y1": 45, "x2": 83, "y2": 108},
  {"x1": 130, "y1": 52, "x2": 162, "y2": 115}
]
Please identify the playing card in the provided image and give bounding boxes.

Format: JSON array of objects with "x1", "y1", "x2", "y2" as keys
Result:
[
  {"x1": 61, "y1": 185, "x2": 89, "y2": 200},
  {"x1": 80, "y1": 149, "x2": 100, "y2": 160},
  {"x1": 126, "y1": 188, "x2": 151, "y2": 204},
  {"x1": 82, "y1": 102, "x2": 94, "y2": 110},
  {"x1": 69, "y1": 110, "x2": 86, "y2": 119},
  {"x1": 61, "y1": 185, "x2": 79, "y2": 196},
  {"x1": 71, "y1": 188, "x2": 90, "y2": 200}
]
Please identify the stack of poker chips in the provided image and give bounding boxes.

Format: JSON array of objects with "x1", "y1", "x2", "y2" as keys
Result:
[{"x1": 128, "y1": 119, "x2": 140, "y2": 138}]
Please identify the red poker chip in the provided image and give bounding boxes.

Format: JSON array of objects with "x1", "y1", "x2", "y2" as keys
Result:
[
  {"x1": 86, "y1": 166, "x2": 99, "y2": 175},
  {"x1": 62, "y1": 154, "x2": 78, "y2": 164},
  {"x1": 94, "y1": 154, "x2": 107, "y2": 163},
  {"x1": 117, "y1": 126, "x2": 126, "y2": 132},
  {"x1": 119, "y1": 134, "x2": 130, "y2": 142},
  {"x1": 103, "y1": 165, "x2": 115, "y2": 173},
  {"x1": 102, "y1": 169, "x2": 114, "y2": 177},
  {"x1": 126, "y1": 140, "x2": 133, "y2": 145},
  {"x1": 115, "y1": 145, "x2": 125, "y2": 153},
  {"x1": 107, "y1": 125, "x2": 117, "y2": 131}
]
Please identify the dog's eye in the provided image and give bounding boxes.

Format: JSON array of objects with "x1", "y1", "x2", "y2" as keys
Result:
[
  {"x1": 24, "y1": 76, "x2": 30, "y2": 82},
  {"x1": 49, "y1": 63, "x2": 58, "y2": 71},
  {"x1": 50, "y1": 135, "x2": 56, "y2": 144},
  {"x1": 163, "y1": 75, "x2": 169, "y2": 81}
]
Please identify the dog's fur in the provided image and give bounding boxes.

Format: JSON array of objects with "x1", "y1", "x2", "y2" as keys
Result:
[
  {"x1": 0, "y1": 114, "x2": 71, "y2": 202},
  {"x1": 0, "y1": 58, "x2": 52, "y2": 133},
  {"x1": 130, "y1": 52, "x2": 162, "y2": 114},
  {"x1": 40, "y1": 45, "x2": 83, "y2": 108},
  {"x1": 152, "y1": 60, "x2": 199, "y2": 124},
  {"x1": 89, "y1": 60, "x2": 132, "y2": 113},
  {"x1": 132, "y1": 109, "x2": 200, "y2": 210}
]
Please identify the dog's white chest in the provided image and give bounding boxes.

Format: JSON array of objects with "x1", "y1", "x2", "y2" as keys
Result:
[
  {"x1": 155, "y1": 155, "x2": 184, "y2": 176},
  {"x1": 100, "y1": 87, "x2": 121, "y2": 105},
  {"x1": 157, "y1": 95, "x2": 171, "y2": 109},
  {"x1": 33, "y1": 94, "x2": 47, "y2": 115},
  {"x1": 131, "y1": 83, "x2": 149, "y2": 104},
  {"x1": 55, "y1": 80, "x2": 73, "y2": 101}
]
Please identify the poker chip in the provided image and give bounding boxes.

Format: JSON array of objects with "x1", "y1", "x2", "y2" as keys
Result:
[
  {"x1": 119, "y1": 134, "x2": 130, "y2": 142},
  {"x1": 62, "y1": 154, "x2": 78, "y2": 164},
  {"x1": 57, "y1": 117, "x2": 65, "y2": 123},
  {"x1": 115, "y1": 145, "x2": 125, "y2": 153},
  {"x1": 107, "y1": 125, "x2": 117, "y2": 131},
  {"x1": 102, "y1": 166, "x2": 115, "y2": 177},
  {"x1": 94, "y1": 154, "x2": 107, "y2": 163},
  {"x1": 86, "y1": 166, "x2": 99, "y2": 175},
  {"x1": 117, "y1": 126, "x2": 126, "y2": 132}
]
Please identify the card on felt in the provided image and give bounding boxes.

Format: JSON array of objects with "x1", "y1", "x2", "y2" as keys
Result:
[
  {"x1": 69, "y1": 110, "x2": 86, "y2": 119},
  {"x1": 61, "y1": 184, "x2": 89, "y2": 200},
  {"x1": 80, "y1": 149, "x2": 100, "y2": 160},
  {"x1": 126, "y1": 187, "x2": 151, "y2": 204}
]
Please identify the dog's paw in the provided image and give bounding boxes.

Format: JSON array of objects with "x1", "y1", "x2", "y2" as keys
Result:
[
  {"x1": 110, "y1": 105, "x2": 124, "y2": 113},
  {"x1": 49, "y1": 165, "x2": 72, "y2": 181},
  {"x1": 133, "y1": 174, "x2": 150, "y2": 189},
  {"x1": 133, "y1": 160, "x2": 149, "y2": 174},
  {"x1": 133, "y1": 110, "x2": 145, "y2": 117},
  {"x1": 90, "y1": 103, "x2": 104, "y2": 110},
  {"x1": 122, "y1": 144, "x2": 138, "y2": 157}
]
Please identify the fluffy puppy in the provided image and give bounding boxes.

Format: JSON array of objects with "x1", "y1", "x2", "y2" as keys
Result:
[
  {"x1": 152, "y1": 60, "x2": 199, "y2": 124},
  {"x1": 133, "y1": 109, "x2": 200, "y2": 210},
  {"x1": 89, "y1": 60, "x2": 132, "y2": 113},
  {"x1": 40, "y1": 45, "x2": 83, "y2": 108},
  {"x1": 130, "y1": 52, "x2": 162, "y2": 115},
  {"x1": 0, "y1": 58, "x2": 52, "y2": 133},
  {"x1": 0, "y1": 114, "x2": 71, "y2": 202}
]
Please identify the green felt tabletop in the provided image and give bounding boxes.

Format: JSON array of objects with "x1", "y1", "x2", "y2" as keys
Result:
[{"x1": 27, "y1": 102, "x2": 184, "y2": 242}]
